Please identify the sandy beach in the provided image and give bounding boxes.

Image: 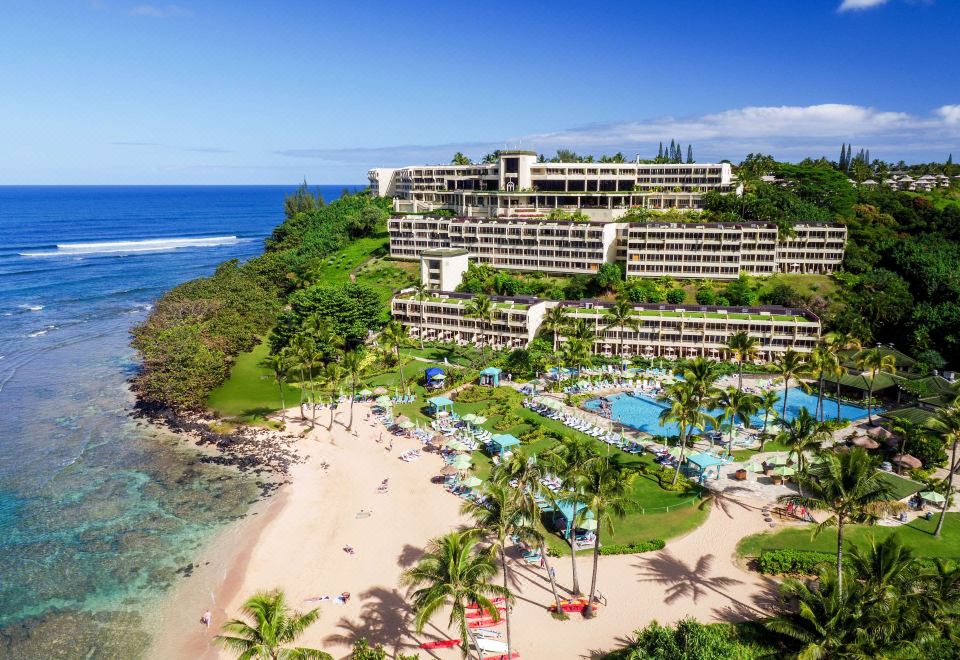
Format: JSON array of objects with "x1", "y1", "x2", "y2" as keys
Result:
[{"x1": 151, "y1": 402, "x2": 780, "y2": 660}]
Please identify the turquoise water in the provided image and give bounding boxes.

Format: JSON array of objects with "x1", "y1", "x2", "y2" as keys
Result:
[
  {"x1": 0, "y1": 186, "x2": 360, "y2": 657},
  {"x1": 585, "y1": 387, "x2": 872, "y2": 437}
]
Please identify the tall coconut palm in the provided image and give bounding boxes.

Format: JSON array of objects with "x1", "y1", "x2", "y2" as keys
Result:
[
  {"x1": 658, "y1": 380, "x2": 715, "y2": 486},
  {"x1": 774, "y1": 349, "x2": 807, "y2": 422},
  {"x1": 579, "y1": 460, "x2": 636, "y2": 618},
  {"x1": 215, "y1": 589, "x2": 331, "y2": 659},
  {"x1": 380, "y1": 320, "x2": 410, "y2": 389},
  {"x1": 400, "y1": 529, "x2": 508, "y2": 659},
  {"x1": 568, "y1": 317, "x2": 596, "y2": 346},
  {"x1": 541, "y1": 305, "x2": 568, "y2": 352},
  {"x1": 320, "y1": 361, "x2": 344, "y2": 431},
  {"x1": 725, "y1": 330, "x2": 758, "y2": 392},
  {"x1": 288, "y1": 336, "x2": 315, "y2": 420},
  {"x1": 775, "y1": 408, "x2": 830, "y2": 497},
  {"x1": 758, "y1": 389, "x2": 780, "y2": 450},
  {"x1": 544, "y1": 435, "x2": 601, "y2": 595},
  {"x1": 260, "y1": 353, "x2": 290, "y2": 422},
  {"x1": 461, "y1": 483, "x2": 525, "y2": 654},
  {"x1": 465, "y1": 294, "x2": 495, "y2": 361},
  {"x1": 602, "y1": 300, "x2": 639, "y2": 362},
  {"x1": 491, "y1": 448, "x2": 564, "y2": 614},
  {"x1": 824, "y1": 332, "x2": 862, "y2": 421},
  {"x1": 809, "y1": 345, "x2": 838, "y2": 422},
  {"x1": 305, "y1": 345, "x2": 326, "y2": 428},
  {"x1": 890, "y1": 420, "x2": 924, "y2": 476},
  {"x1": 341, "y1": 348, "x2": 366, "y2": 431},
  {"x1": 780, "y1": 447, "x2": 895, "y2": 593},
  {"x1": 714, "y1": 387, "x2": 761, "y2": 457},
  {"x1": 930, "y1": 404, "x2": 960, "y2": 537},
  {"x1": 412, "y1": 281, "x2": 429, "y2": 350},
  {"x1": 560, "y1": 337, "x2": 592, "y2": 380},
  {"x1": 680, "y1": 357, "x2": 723, "y2": 408},
  {"x1": 856, "y1": 348, "x2": 897, "y2": 425}
]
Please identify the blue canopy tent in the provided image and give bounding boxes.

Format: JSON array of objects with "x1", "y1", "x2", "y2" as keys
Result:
[
  {"x1": 428, "y1": 396, "x2": 454, "y2": 417},
  {"x1": 479, "y1": 366, "x2": 502, "y2": 387},
  {"x1": 490, "y1": 433, "x2": 520, "y2": 457},
  {"x1": 551, "y1": 500, "x2": 591, "y2": 539},
  {"x1": 685, "y1": 452, "x2": 725, "y2": 483},
  {"x1": 424, "y1": 367, "x2": 446, "y2": 389}
]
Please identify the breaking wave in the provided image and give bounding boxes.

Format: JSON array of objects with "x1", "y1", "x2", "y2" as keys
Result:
[{"x1": 19, "y1": 236, "x2": 242, "y2": 257}]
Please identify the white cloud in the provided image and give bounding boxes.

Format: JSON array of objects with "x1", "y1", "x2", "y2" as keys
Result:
[
  {"x1": 277, "y1": 103, "x2": 960, "y2": 167},
  {"x1": 129, "y1": 4, "x2": 192, "y2": 18},
  {"x1": 838, "y1": 0, "x2": 890, "y2": 11}
]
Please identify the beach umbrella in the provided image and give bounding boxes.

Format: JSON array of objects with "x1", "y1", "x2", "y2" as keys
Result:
[
  {"x1": 439, "y1": 465, "x2": 459, "y2": 476},
  {"x1": 473, "y1": 415, "x2": 488, "y2": 425},
  {"x1": 744, "y1": 462, "x2": 765, "y2": 473},
  {"x1": 375, "y1": 395, "x2": 392, "y2": 406},
  {"x1": 461, "y1": 413, "x2": 478, "y2": 424},
  {"x1": 668, "y1": 447, "x2": 684, "y2": 458},
  {"x1": 462, "y1": 476, "x2": 483, "y2": 488},
  {"x1": 446, "y1": 439, "x2": 468, "y2": 451},
  {"x1": 769, "y1": 454, "x2": 789, "y2": 466},
  {"x1": 359, "y1": 388, "x2": 373, "y2": 397},
  {"x1": 920, "y1": 491, "x2": 946, "y2": 504},
  {"x1": 373, "y1": 386, "x2": 388, "y2": 396},
  {"x1": 452, "y1": 455, "x2": 473, "y2": 470},
  {"x1": 398, "y1": 420, "x2": 415, "y2": 429},
  {"x1": 580, "y1": 518, "x2": 598, "y2": 531},
  {"x1": 771, "y1": 466, "x2": 797, "y2": 476}
]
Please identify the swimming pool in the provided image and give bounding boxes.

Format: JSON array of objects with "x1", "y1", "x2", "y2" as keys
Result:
[{"x1": 584, "y1": 387, "x2": 872, "y2": 437}]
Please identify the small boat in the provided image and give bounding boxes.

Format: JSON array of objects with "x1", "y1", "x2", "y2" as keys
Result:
[
  {"x1": 467, "y1": 597, "x2": 507, "y2": 609},
  {"x1": 419, "y1": 639, "x2": 461, "y2": 650},
  {"x1": 467, "y1": 617, "x2": 501, "y2": 629},
  {"x1": 466, "y1": 607, "x2": 505, "y2": 619}
]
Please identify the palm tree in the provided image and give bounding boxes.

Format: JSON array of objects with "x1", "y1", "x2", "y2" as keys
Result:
[
  {"x1": 823, "y1": 331, "x2": 861, "y2": 421},
  {"x1": 288, "y1": 336, "x2": 315, "y2": 420},
  {"x1": 780, "y1": 447, "x2": 896, "y2": 593},
  {"x1": 725, "y1": 330, "x2": 758, "y2": 392},
  {"x1": 714, "y1": 387, "x2": 761, "y2": 457},
  {"x1": 412, "y1": 282, "x2": 429, "y2": 350},
  {"x1": 848, "y1": 534, "x2": 918, "y2": 598},
  {"x1": 541, "y1": 305, "x2": 568, "y2": 352},
  {"x1": 680, "y1": 357, "x2": 722, "y2": 408},
  {"x1": 319, "y1": 361, "x2": 344, "y2": 431},
  {"x1": 260, "y1": 354, "x2": 290, "y2": 423},
  {"x1": 658, "y1": 381, "x2": 715, "y2": 486},
  {"x1": 775, "y1": 408, "x2": 829, "y2": 497},
  {"x1": 215, "y1": 590, "x2": 331, "y2": 659},
  {"x1": 602, "y1": 300, "x2": 638, "y2": 363},
  {"x1": 544, "y1": 435, "x2": 600, "y2": 595},
  {"x1": 341, "y1": 348, "x2": 366, "y2": 431},
  {"x1": 774, "y1": 349, "x2": 806, "y2": 422},
  {"x1": 758, "y1": 389, "x2": 780, "y2": 450},
  {"x1": 930, "y1": 404, "x2": 960, "y2": 537},
  {"x1": 856, "y1": 348, "x2": 897, "y2": 425},
  {"x1": 568, "y1": 317, "x2": 596, "y2": 346},
  {"x1": 579, "y1": 460, "x2": 636, "y2": 618},
  {"x1": 465, "y1": 294, "x2": 495, "y2": 361},
  {"x1": 461, "y1": 483, "x2": 524, "y2": 654},
  {"x1": 809, "y1": 345, "x2": 838, "y2": 422},
  {"x1": 400, "y1": 529, "x2": 508, "y2": 659},
  {"x1": 491, "y1": 448, "x2": 564, "y2": 614},
  {"x1": 380, "y1": 320, "x2": 410, "y2": 389},
  {"x1": 890, "y1": 420, "x2": 923, "y2": 476},
  {"x1": 559, "y1": 337, "x2": 592, "y2": 380}
]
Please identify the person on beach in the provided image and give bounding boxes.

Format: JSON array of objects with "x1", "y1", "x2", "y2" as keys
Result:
[{"x1": 201, "y1": 610, "x2": 211, "y2": 629}]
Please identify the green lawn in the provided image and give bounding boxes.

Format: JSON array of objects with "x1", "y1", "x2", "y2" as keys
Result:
[
  {"x1": 308, "y1": 234, "x2": 418, "y2": 303},
  {"x1": 736, "y1": 513, "x2": 960, "y2": 560},
  {"x1": 400, "y1": 345, "x2": 478, "y2": 367},
  {"x1": 207, "y1": 338, "x2": 300, "y2": 423}
]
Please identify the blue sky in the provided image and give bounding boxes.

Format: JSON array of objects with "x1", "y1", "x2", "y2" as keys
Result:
[{"x1": 0, "y1": 0, "x2": 957, "y2": 184}]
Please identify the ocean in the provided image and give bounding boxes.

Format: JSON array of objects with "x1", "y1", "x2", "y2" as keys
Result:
[{"x1": 0, "y1": 185, "x2": 362, "y2": 657}]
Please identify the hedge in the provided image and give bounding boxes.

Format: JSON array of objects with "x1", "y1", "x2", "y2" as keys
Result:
[
  {"x1": 598, "y1": 539, "x2": 665, "y2": 556},
  {"x1": 757, "y1": 549, "x2": 837, "y2": 575}
]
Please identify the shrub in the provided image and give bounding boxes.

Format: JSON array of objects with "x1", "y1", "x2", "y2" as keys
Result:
[
  {"x1": 666, "y1": 287, "x2": 686, "y2": 304},
  {"x1": 756, "y1": 549, "x2": 836, "y2": 575},
  {"x1": 598, "y1": 539, "x2": 665, "y2": 556}
]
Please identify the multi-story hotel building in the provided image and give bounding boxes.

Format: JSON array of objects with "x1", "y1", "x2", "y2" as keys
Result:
[
  {"x1": 370, "y1": 151, "x2": 734, "y2": 219},
  {"x1": 388, "y1": 215, "x2": 846, "y2": 279},
  {"x1": 623, "y1": 222, "x2": 846, "y2": 279},
  {"x1": 391, "y1": 290, "x2": 550, "y2": 350},
  {"x1": 390, "y1": 289, "x2": 821, "y2": 361}
]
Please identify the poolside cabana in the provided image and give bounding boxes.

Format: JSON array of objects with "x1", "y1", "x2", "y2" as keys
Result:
[
  {"x1": 428, "y1": 396, "x2": 455, "y2": 417},
  {"x1": 685, "y1": 452, "x2": 725, "y2": 483},
  {"x1": 551, "y1": 500, "x2": 590, "y2": 539},
  {"x1": 490, "y1": 433, "x2": 520, "y2": 457},
  {"x1": 479, "y1": 366, "x2": 502, "y2": 387}
]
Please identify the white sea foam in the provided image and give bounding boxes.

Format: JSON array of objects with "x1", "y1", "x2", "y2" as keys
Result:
[
  {"x1": 27, "y1": 330, "x2": 47, "y2": 337},
  {"x1": 19, "y1": 236, "x2": 241, "y2": 257},
  {"x1": 18, "y1": 304, "x2": 44, "y2": 311}
]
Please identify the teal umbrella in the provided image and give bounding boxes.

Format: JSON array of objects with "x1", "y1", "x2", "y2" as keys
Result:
[
  {"x1": 461, "y1": 413, "x2": 478, "y2": 424},
  {"x1": 452, "y1": 455, "x2": 472, "y2": 470},
  {"x1": 473, "y1": 415, "x2": 488, "y2": 425},
  {"x1": 771, "y1": 466, "x2": 796, "y2": 476},
  {"x1": 462, "y1": 476, "x2": 482, "y2": 488},
  {"x1": 921, "y1": 491, "x2": 946, "y2": 504},
  {"x1": 744, "y1": 462, "x2": 764, "y2": 473}
]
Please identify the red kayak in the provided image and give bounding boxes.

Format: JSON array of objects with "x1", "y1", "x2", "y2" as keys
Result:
[
  {"x1": 468, "y1": 618, "x2": 501, "y2": 629},
  {"x1": 467, "y1": 597, "x2": 507, "y2": 609},
  {"x1": 483, "y1": 653, "x2": 520, "y2": 660},
  {"x1": 466, "y1": 607, "x2": 506, "y2": 619},
  {"x1": 419, "y1": 639, "x2": 461, "y2": 649}
]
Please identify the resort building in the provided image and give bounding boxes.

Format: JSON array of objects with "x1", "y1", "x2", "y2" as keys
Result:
[
  {"x1": 558, "y1": 300, "x2": 821, "y2": 361},
  {"x1": 624, "y1": 222, "x2": 846, "y2": 279},
  {"x1": 390, "y1": 289, "x2": 821, "y2": 361},
  {"x1": 391, "y1": 290, "x2": 550, "y2": 350},
  {"x1": 389, "y1": 215, "x2": 847, "y2": 280},
  {"x1": 370, "y1": 151, "x2": 734, "y2": 219},
  {"x1": 420, "y1": 248, "x2": 470, "y2": 291}
]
